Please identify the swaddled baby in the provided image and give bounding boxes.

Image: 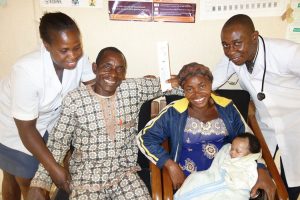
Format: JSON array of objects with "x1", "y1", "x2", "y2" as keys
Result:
[{"x1": 174, "y1": 132, "x2": 261, "y2": 200}]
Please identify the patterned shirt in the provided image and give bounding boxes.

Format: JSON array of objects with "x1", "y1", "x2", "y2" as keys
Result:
[{"x1": 31, "y1": 78, "x2": 165, "y2": 194}]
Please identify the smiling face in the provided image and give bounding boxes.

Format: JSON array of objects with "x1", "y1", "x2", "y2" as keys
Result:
[
  {"x1": 43, "y1": 28, "x2": 83, "y2": 70},
  {"x1": 183, "y1": 74, "x2": 212, "y2": 110},
  {"x1": 230, "y1": 137, "x2": 251, "y2": 158},
  {"x1": 221, "y1": 24, "x2": 258, "y2": 66},
  {"x1": 92, "y1": 50, "x2": 126, "y2": 97}
]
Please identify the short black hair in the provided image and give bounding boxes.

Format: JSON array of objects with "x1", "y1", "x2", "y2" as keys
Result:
[
  {"x1": 39, "y1": 12, "x2": 80, "y2": 44},
  {"x1": 223, "y1": 14, "x2": 255, "y2": 34},
  {"x1": 234, "y1": 132, "x2": 261, "y2": 153},
  {"x1": 177, "y1": 62, "x2": 213, "y2": 88},
  {"x1": 95, "y1": 47, "x2": 127, "y2": 69}
]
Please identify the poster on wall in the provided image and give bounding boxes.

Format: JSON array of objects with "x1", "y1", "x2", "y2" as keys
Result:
[
  {"x1": 286, "y1": 1, "x2": 300, "y2": 43},
  {"x1": 108, "y1": 0, "x2": 153, "y2": 21},
  {"x1": 199, "y1": 0, "x2": 288, "y2": 20},
  {"x1": 40, "y1": 0, "x2": 102, "y2": 8},
  {"x1": 153, "y1": 0, "x2": 196, "y2": 23},
  {"x1": 108, "y1": 0, "x2": 196, "y2": 23},
  {"x1": 0, "y1": 0, "x2": 7, "y2": 6}
]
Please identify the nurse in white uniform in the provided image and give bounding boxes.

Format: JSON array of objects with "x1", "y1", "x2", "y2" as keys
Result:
[
  {"x1": 0, "y1": 12, "x2": 95, "y2": 200},
  {"x1": 212, "y1": 14, "x2": 300, "y2": 200}
]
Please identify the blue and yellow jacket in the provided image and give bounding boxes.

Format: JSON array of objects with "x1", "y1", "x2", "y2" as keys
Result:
[{"x1": 136, "y1": 94, "x2": 248, "y2": 169}]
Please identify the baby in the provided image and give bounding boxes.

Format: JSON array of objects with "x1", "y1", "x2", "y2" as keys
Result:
[{"x1": 174, "y1": 132, "x2": 261, "y2": 200}]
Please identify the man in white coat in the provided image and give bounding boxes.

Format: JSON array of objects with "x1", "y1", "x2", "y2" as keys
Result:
[{"x1": 212, "y1": 14, "x2": 300, "y2": 200}]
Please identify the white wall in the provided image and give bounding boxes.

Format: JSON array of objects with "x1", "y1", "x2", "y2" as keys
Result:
[
  {"x1": 0, "y1": 0, "x2": 288, "y2": 79},
  {"x1": 0, "y1": 0, "x2": 39, "y2": 77},
  {"x1": 0, "y1": 0, "x2": 293, "y2": 197}
]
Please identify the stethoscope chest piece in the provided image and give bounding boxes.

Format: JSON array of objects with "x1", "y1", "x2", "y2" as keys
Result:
[{"x1": 257, "y1": 92, "x2": 265, "y2": 101}]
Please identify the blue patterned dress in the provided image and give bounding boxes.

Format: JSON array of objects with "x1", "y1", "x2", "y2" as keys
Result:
[{"x1": 179, "y1": 116, "x2": 228, "y2": 176}]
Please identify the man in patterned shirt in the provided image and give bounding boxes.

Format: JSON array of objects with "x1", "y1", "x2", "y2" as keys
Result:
[{"x1": 28, "y1": 47, "x2": 179, "y2": 199}]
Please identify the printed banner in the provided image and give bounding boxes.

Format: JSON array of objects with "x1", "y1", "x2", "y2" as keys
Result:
[
  {"x1": 109, "y1": 0, "x2": 153, "y2": 21},
  {"x1": 109, "y1": 0, "x2": 196, "y2": 23},
  {"x1": 153, "y1": 0, "x2": 196, "y2": 22}
]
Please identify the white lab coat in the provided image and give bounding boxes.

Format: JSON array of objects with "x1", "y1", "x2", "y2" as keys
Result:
[
  {"x1": 212, "y1": 37, "x2": 300, "y2": 187},
  {"x1": 0, "y1": 46, "x2": 95, "y2": 155}
]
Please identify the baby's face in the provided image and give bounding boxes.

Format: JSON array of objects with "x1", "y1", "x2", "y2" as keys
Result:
[{"x1": 230, "y1": 137, "x2": 251, "y2": 158}]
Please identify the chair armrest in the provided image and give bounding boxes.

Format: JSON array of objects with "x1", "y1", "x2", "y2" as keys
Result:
[
  {"x1": 162, "y1": 166, "x2": 174, "y2": 200},
  {"x1": 150, "y1": 134, "x2": 174, "y2": 200},
  {"x1": 248, "y1": 101, "x2": 288, "y2": 200},
  {"x1": 151, "y1": 101, "x2": 160, "y2": 118},
  {"x1": 150, "y1": 162, "x2": 163, "y2": 200},
  {"x1": 150, "y1": 100, "x2": 163, "y2": 200},
  {"x1": 161, "y1": 140, "x2": 174, "y2": 200}
]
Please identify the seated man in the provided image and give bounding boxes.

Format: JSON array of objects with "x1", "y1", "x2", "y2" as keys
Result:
[{"x1": 28, "y1": 47, "x2": 180, "y2": 199}]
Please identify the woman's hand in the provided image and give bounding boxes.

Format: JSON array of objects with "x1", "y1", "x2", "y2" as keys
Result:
[
  {"x1": 27, "y1": 187, "x2": 50, "y2": 200},
  {"x1": 48, "y1": 163, "x2": 72, "y2": 194},
  {"x1": 164, "y1": 159, "x2": 186, "y2": 190},
  {"x1": 167, "y1": 75, "x2": 180, "y2": 89},
  {"x1": 251, "y1": 168, "x2": 276, "y2": 200}
]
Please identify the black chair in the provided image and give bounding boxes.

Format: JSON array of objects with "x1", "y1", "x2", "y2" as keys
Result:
[
  {"x1": 137, "y1": 99, "x2": 155, "y2": 194},
  {"x1": 151, "y1": 89, "x2": 288, "y2": 200}
]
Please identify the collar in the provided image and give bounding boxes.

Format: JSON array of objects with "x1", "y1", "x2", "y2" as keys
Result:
[
  {"x1": 172, "y1": 93, "x2": 232, "y2": 113},
  {"x1": 245, "y1": 43, "x2": 259, "y2": 74}
]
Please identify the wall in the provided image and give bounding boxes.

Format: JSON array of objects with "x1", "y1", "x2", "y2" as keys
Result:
[
  {"x1": 0, "y1": 0, "x2": 293, "y2": 197},
  {"x1": 0, "y1": 0, "x2": 38, "y2": 77},
  {"x1": 0, "y1": 0, "x2": 288, "y2": 79}
]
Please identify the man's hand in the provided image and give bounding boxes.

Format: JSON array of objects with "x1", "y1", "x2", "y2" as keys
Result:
[
  {"x1": 251, "y1": 168, "x2": 276, "y2": 200},
  {"x1": 164, "y1": 159, "x2": 186, "y2": 190},
  {"x1": 142, "y1": 74, "x2": 180, "y2": 89},
  {"x1": 27, "y1": 187, "x2": 50, "y2": 200},
  {"x1": 48, "y1": 163, "x2": 72, "y2": 194}
]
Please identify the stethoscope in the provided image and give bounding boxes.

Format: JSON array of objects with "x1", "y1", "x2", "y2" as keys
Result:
[
  {"x1": 257, "y1": 35, "x2": 266, "y2": 101},
  {"x1": 227, "y1": 35, "x2": 266, "y2": 101}
]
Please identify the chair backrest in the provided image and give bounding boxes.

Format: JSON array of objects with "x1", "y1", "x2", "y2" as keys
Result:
[
  {"x1": 214, "y1": 89, "x2": 250, "y2": 121},
  {"x1": 137, "y1": 99, "x2": 158, "y2": 194},
  {"x1": 138, "y1": 100, "x2": 153, "y2": 132},
  {"x1": 137, "y1": 100, "x2": 153, "y2": 169}
]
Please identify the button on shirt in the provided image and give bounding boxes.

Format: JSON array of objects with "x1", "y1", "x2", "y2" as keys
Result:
[{"x1": 0, "y1": 46, "x2": 95, "y2": 155}]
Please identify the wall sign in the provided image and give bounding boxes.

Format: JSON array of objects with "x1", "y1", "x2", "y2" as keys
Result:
[
  {"x1": 109, "y1": 0, "x2": 196, "y2": 23},
  {"x1": 199, "y1": 0, "x2": 288, "y2": 20}
]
